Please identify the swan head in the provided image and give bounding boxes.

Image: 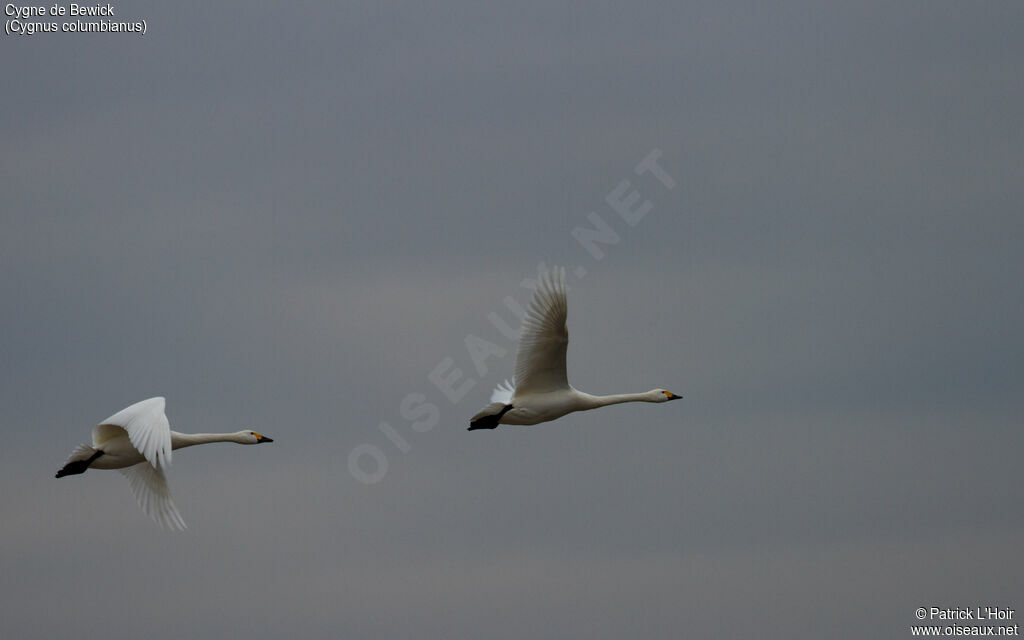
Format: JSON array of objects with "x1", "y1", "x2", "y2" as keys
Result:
[
  {"x1": 238, "y1": 430, "x2": 274, "y2": 444},
  {"x1": 651, "y1": 389, "x2": 682, "y2": 402}
]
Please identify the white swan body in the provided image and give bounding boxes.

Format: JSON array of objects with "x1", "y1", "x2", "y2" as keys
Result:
[
  {"x1": 56, "y1": 397, "x2": 273, "y2": 530},
  {"x1": 494, "y1": 388, "x2": 678, "y2": 426},
  {"x1": 469, "y1": 267, "x2": 681, "y2": 430}
]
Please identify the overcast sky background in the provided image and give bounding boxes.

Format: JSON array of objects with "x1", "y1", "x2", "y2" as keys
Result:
[{"x1": 2, "y1": 2, "x2": 1022, "y2": 638}]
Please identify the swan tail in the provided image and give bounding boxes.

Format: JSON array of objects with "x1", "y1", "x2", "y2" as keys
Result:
[
  {"x1": 469, "y1": 402, "x2": 514, "y2": 431},
  {"x1": 55, "y1": 444, "x2": 103, "y2": 478}
]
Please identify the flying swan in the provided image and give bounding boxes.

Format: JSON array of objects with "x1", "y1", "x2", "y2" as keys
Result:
[
  {"x1": 55, "y1": 397, "x2": 273, "y2": 530},
  {"x1": 469, "y1": 267, "x2": 681, "y2": 430}
]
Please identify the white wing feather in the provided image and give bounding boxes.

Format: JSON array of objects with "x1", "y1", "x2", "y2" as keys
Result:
[
  {"x1": 93, "y1": 397, "x2": 172, "y2": 469},
  {"x1": 490, "y1": 379, "x2": 515, "y2": 404},
  {"x1": 119, "y1": 462, "x2": 187, "y2": 531},
  {"x1": 513, "y1": 267, "x2": 570, "y2": 395}
]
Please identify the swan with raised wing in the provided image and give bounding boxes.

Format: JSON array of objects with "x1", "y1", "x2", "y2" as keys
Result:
[
  {"x1": 55, "y1": 397, "x2": 273, "y2": 530},
  {"x1": 469, "y1": 267, "x2": 681, "y2": 430}
]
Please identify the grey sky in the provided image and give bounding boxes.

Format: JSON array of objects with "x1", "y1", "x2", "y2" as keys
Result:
[{"x1": 2, "y1": 1, "x2": 1022, "y2": 638}]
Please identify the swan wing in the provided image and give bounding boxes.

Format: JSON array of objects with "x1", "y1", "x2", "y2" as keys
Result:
[
  {"x1": 513, "y1": 267, "x2": 570, "y2": 395},
  {"x1": 119, "y1": 462, "x2": 187, "y2": 531},
  {"x1": 490, "y1": 379, "x2": 515, "y2": 404},
  {"x1": 93, "y1": 397, "x2": 172, "y2": 469}
]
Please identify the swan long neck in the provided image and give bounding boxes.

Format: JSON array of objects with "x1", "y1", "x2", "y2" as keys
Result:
[
  {"x1": 170, "y1": 431, "x2": 246, "y2": 450},
  {"x1": 578, "y1": 391, "x2": 657, "y2": 410}
]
